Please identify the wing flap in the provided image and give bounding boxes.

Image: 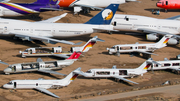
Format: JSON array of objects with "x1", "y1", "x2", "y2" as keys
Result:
[
  {"x1": 38, "y1": 70, "x2": 66, "y2": 76},
  {"x1": 35, "y1": 87, "x2": 59, "y2": 98},
  {"x1": 112, "y1": 76, "x2": 139, "y2": 84}
]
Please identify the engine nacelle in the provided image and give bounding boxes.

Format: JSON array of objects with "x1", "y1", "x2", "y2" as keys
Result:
[
  {"x1": 146, "y1": 34, "x2": 158, "y2": 41},
  {"x1": 167, "y1": 38, "x2": 179, "y2": 45}
]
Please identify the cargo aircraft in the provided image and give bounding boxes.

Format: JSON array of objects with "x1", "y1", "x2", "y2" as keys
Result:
[
  {"x1": 1, "y1": 52, "x2": 81, "y2": 75},
  {"x1": 3, "y1": 67, "x2": 81, "y2": 98},
  {"x1": 0, "y1": 4, "x2": 119, "y2": 45},
  {"x1": 19, "y1": 36, "x2": 104, "y2": 58},
  {"x1": 156, "y1": 0, "x2": 180, "y2": 12},
  {"x1": 75, "y1": 58, "x2": 153, "y2": 84},
  {"x1": 107, "y1": 35, "x2": 172, "y2": 58},
  {"x1": 0, "y1": 0, "x2": 60, "y2": 17},
  {"x1": 57, "y1": 0, "x2": 136, "y2": 14},
  {"x1": 111, "y1": 14, "x2": 180, "y2": 45}
]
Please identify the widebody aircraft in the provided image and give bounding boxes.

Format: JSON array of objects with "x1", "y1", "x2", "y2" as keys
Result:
[
  {"x1": 0, "y1": 4, "x2": 119, "y2": 45},
  {"x1": 2, "y1": 52, "x2": 81, "y2": 75},
  {"x1": 75, "y1": 59, "x2": 153, "y2": 84},
  {"x1": 156, "y1": 0, "x2": 180, "y2": 12},
  {"x1": 107, "y1": 35, "x2": 172, "y2": 58},
  {"x1": 0, "y1": 0, "x2": 60, "y2": 17},
  {"x1": 19, "y1": 36, "x2": 104, "y2": 58},
  {"x1": 57, "y1": 0, "x2": 135, "y2": 14},
  {"x1": 3, "y1": 67, "x2": 81, "y2": 98},
  {"x1": 111, "y1": 14, "x2": 180, "y2": 45}
]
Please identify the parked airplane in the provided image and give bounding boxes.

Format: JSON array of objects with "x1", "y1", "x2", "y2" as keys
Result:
[
  {"x1": 107, "y1": 35, "x2": 172, "y2": 58},
  {"x1": 0, "y1": 0, "x2": 60, "y2": 17},
  {"x1": 57, "y1": 0, "x2": 135, "y2": 14},
  {"x1": 111, "y1": 14, "x2": 180, "y2": 45},
  {"x1": 2, "y1": 52, "x2": 81, "y2": 75},
  {"x1": 147, "y1": 58, "x2": 180, "y2": 74},
  {"x1": 0, "y1": 4, "x2": 118, "y2": 45},
  {"x1": 74, "y1": 59, "x2": 153, "y2": 84},
  {"x1": 156, "y1": 0, "x2": 180, "y2": 12},
  {"x1": 3, "y1": 67, "x2": 81, "y2": 98},
  {"x1": 19, "y1": 36, "x2": 104, "y2": 58}
]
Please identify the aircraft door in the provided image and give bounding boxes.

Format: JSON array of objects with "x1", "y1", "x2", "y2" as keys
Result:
[
  {"x1": 12, "y1": 66, "x2": 16, "y2": 72},
  {"x1": 14, "y1": 82, "x2": 16, "y2": 89}
]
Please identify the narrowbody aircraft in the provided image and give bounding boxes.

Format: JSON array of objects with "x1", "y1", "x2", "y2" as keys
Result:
[
  {"x1": 3, "y1": 67, "x2": 81, "y2": 98},
  {"x1": 0, "y1": 0, "x2": 60, "y2": 17},
  {"x1": 57, "y1": 0, "x2": 136, "y2": 14},
  {"x1": 107, "y1": 35, "x2": 172, "y2": 58},
  {"x1": 2, "y1": 52, "x2": 81, "y2": 75},
  {"x1": 19, "y1": 36, "x2": 104, "y2": 58},
  {"x1": 75, "y1": 58, "x2": 153, "y2": 84},
  {"x1": 0, "y1": 4, "x2": 119, "y2": 45},
  {"x1": 111, "y1": 14, "x2": 180, "y2": 45},
  {"x1": 156, "y1": 0, "x2": 180, "y2": 12}
]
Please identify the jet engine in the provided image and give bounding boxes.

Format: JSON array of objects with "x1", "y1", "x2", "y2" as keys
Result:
[
  {"x1": 167, "y1": 38, "x2": 179, "y2": 45},
  {"x1": 146, "y1": 34, "x2": 158, "y2": 41}
]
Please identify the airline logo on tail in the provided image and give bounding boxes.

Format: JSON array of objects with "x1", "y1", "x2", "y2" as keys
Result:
[
  {"x1": 163, "y1": 38, "x2": 170, "y2": 44},
  {"x1": 70, "y1": 74, "x2": 79, "y2": 81},
  {"x1": 82, "y1": 41, "x2": 96, "y2": 52},
  {"x1": 102, "y1": 9, "x2": 113, "y2": 20},
  {"x1": 143, "y1": 64, "x2": 151, "y2": 70}
]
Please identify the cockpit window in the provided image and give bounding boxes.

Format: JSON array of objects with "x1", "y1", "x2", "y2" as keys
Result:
[
  {"x1": 86, "y1": 70, "x2": 92, "y2": 73},
  {"x1": 8, "y1": 66, "x2": 12, "y2": 68},
  {"x1": 7, "y1": 82, "x2": 13, "y2": 85},
  {"x1": 111, "y1": 46, "x2": 115, "y2": 49}
]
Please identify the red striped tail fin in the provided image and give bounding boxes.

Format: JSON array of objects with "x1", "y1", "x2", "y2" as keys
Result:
[{"x1": 67, "y1": 52, "x2": 81, "y2": 60}]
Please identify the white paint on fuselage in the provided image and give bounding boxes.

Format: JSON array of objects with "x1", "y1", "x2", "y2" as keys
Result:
[{"x1": 112, "y1": 14, "x2": 180, "y2": 34}]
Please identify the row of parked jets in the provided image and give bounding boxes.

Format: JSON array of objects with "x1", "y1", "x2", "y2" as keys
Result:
[{"x1": 1, "y1": 0, "x2": 180, "y2": 98}]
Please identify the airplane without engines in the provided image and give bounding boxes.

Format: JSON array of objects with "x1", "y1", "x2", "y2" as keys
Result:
[
  {"x1": 111, "y1": 14, "x2": 180, "y2": 45},
  {"x1": 156, "y1": 0, "x2": 180, "y2": 12},
  {"x1": 3, "y1": 67, "x2": 81, "y2": 98},
  {"x1": 75, "y1": 59, "x2": 153, "y2": 85},
  {"x1": 0, "y1": 4, "x2": 119, "y2": 45},
  {"x1": 2, "y1": 52, "x2": 81, "y2": 75},
  {"x1": 57, "y1": 0, "x2": 136, "y2": 14},
  {"x1": 0, "y1": 0, "x2": 60, "y2": 17},
  {"x1": 19, "y1": 36, "x2": 104, "y2": 58},
  {"x1": 107, "y1": 35, "x2": 172, "y2": 58}
]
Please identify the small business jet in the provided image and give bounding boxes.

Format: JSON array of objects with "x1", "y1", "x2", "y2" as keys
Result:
[
  {"x1": 0, "y1": 0, "x2": 60, "y2": 17},
  {"x1": 156, "y1": 0, "x2": 180, "y2": 12},
  {"x1": 19, "y1": 36, "x2": 104, "y2": 58},
  {"x1": 57, "y1": 0, "x2": 136, "y2": 14},
  {"x1": 111, "y1": 14, "x2": 180, "y2": 45},
  {"x1": 107, "y1": 35, "x2": 172, "y2": 58},
  {"x1": 3, "y1": 67, "x2": 81, "y2": 98},
  {"x1": 2, "y1": 52, "x2": 81, "y2": 75},
  {"x1": 0, "y1": 4, "x2": 118, "y2": 45},
  {"x1": 75, "y1": 59, "x2": 153, "y2": 84},
  {"x1": 147, "y1": 58, "x2": 180, "y2": 74}
]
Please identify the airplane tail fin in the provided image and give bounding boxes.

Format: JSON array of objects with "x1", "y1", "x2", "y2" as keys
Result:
[
  {"x1": 135, "y1": 58, "x2": 152, "y2": 73},
  {"x1": 61, "y1": 67, "x2": 81, "y2": 85},
  {"x1": 33, "y1": 0, "x2": 59, "y2": 5},
  {"x1": 71, "y1": 36, "x2": 104, "y2": 52},
  {"x1": 66, "y1": 52, "x2": 81, "y2": 60},
  {"x1": 155, "y1": 35, "x2": 172, "y2": 48},
  {"x1": 84, "y1": 4, "x2": 119, "y2": 25}
]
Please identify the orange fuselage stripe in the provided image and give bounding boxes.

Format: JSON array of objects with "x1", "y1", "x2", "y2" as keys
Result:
[{"x1": 58, "y1": 0, "x2": 76, "y2": 7}]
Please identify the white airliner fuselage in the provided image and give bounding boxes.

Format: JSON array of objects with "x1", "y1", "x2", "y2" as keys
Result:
[{"x1": 111, "y1": 14, "x2": 180, "y2": 45}]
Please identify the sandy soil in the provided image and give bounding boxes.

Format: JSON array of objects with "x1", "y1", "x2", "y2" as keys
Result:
[{"x1": 0, "y1": 0, "x2": 180, "y2": 101}]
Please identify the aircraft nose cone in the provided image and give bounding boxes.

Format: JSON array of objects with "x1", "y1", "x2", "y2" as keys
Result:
[
  {"x1": 3, "y1": 84, "x2": 8, "y2": 88},
  {"x1": 3, "y1": 68, "x2": 11, "y2": 74}
]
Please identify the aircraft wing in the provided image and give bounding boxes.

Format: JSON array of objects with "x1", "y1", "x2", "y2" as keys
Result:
[
  {"x1": 52, "y1": 54, "x2": 70, "y2": 59},
  {"x1": 38, "y1": 70, "x2": 67, "y2": 76},
  {"x1": 170, "y1": 67, "x2": 180, "y2": 71},
  {"x1": 35, "y1": 87, "x2": 59, "y2": 98},
  {"x1": 9, "y1": 32, "x2": 77, "y2": 45},
  {"x1": 39, "y1": 13, "x2": 67, "y2": 23},
  {"x1": 166, "y1": 15, "x2": 180, "y2": 20},
  {"x1": 112, "y1": 76, "x2": 139, "y2": 84},
  {"x1": 135, "y1": 50, "x2": 158, "y2": 55},
  {"x1": 74, "y1": 4, "x2": 103, "y2": 10},
  {"x1": 93, "y1": 28, "x2": 119, "y2": 32},
  {"x1": 40, "y1": 8, "x2": 61, "y2": 11}
]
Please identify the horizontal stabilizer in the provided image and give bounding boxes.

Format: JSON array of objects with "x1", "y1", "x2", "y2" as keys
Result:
[
  {"x1": 35, "y1": 87, "x2": 59, "y2": 98},
  {"x1": 113, "y1": 76, "x2": 139, "y2": 84},
  {"x1": 0, "y1": 60, "x2": 9, "y2": 65},
  {"x1": 38, "y1": 70, "x2": 67, "y2": 76},
  {"x1": 73, "y1": 70, "x2": 88, "y2": 77},
  {"x1": 52, "y1": 54, "x2": 69, "y2": 59},
  {"x1": 74, "y1": 42, "x2": 82, "y2": 45},
  {"x1": 39, "y1": 13, "x2": 67, "y2": 23},
  {"x1": 37, "y1": 58, "x2": 43, "y2": 62}
]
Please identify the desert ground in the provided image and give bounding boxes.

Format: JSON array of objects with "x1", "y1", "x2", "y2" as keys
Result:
[{"x1": 1, "y1": 0, "x2": 180, "y2": 101}]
